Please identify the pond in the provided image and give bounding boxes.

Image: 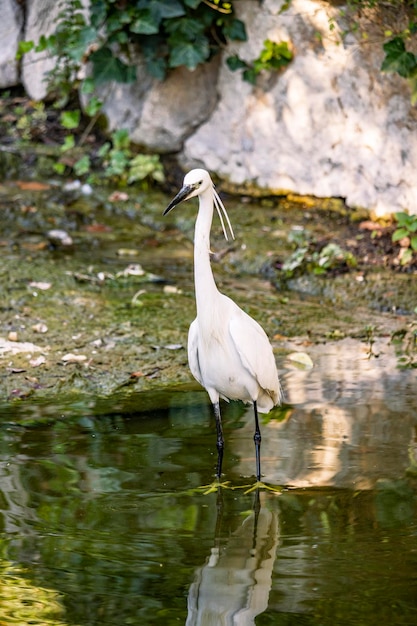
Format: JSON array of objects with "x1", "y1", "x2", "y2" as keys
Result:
[
  {"x1": 0, "y1": 179, "x2": 416, "y2": 624},
  {"x1": 0, "y1": 335, "x2": 416, "y2": 626}
]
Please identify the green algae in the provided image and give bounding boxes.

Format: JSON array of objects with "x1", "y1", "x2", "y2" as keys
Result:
[{"x1": 0, "y1": 179, "x2": 415, "y2": 406}]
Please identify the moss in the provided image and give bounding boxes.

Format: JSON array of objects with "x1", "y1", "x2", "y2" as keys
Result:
[{"x1": 0, "y1": 178, "x2": 414, "y2": 408}]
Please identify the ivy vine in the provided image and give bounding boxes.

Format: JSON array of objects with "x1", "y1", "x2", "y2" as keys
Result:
[{"x1": 18, "y1": 0, "x2": 249, "y2": 102}]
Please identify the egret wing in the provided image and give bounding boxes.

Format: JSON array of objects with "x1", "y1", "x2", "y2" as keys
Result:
[
  {"x1": 187, "y1": 318, "x2": 204, "y2": 388},
  {"x1": 229, "y1": 312, "x2": 280, "y2": 403}
]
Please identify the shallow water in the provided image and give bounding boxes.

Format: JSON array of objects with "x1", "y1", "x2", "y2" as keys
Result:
[
  {"x1": 0, "y1": 179, "x2": 416, "y2": 624},
  {"x1": 0, "y1": 337, "x2": 416, "y2": 626}
]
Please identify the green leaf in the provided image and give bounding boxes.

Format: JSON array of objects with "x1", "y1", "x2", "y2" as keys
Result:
[
  {"x1": 395, "y1": 211, "x2": 411, "y2": 226},
  {"x1": 84, "y1": 96, "x2": 102, "y2": 117},
  {"x1": 61, "y1": 135, "x2": 75, "y2": 152},
  {"x1": 169, "y1": 38, "x2": 209, "y2": 70},
  {"x1": 165, "y1": 17, "x2": 205, "y2": 40},
  {"x1": 137, "y1": 0, "x2": 185, "y2": 20},
  {"x1": 90, "y1": 47, "x2": 136, "y2": 84},
  {"x1": 145, "y1": 55, "x2": 167, "y2": 80},
  {"x1": 90, "y1": 1, "x2": 107, "y2": 28},
  {"x1": 411, "y1": 234, "x2": 417, "y2": 251},
  {"x1": 392, "y1": 227, "x2": 409, "y2": 241},
  {"x1": 97, "y1": 142, "x2": 111, "y2": 158},
  {"x1": 35, "y1": 35, "x2": 50, "y2": 52},
  {"x1": 108, "y1": 30, "x2": 129, "y2": 45},
  {"x1": 400, "y1": 248, "x2": 413, "y2": 265},
  {"x1": 223, "y1": 19, "x2": 247, "y2": 41},
  {"x1": 279, "y1": 0, "x2": 292, "y2": 12},
  {"x1": 68, "y1": 26, "x2": 97, "y2": 62},
  {"x1": 53, "y1": 162, "x2": 66, "y2": 175},
  {"x1": 107, "y1": 149, "x2": 129, "y2": 176},
  {"x1": 16, "y1": 40, "x2": 34, "y2": 60},
  {"x1": 257, "y1": 40, "x2": 293, "y2": 70},
  {"x1": 184, "y1": 0, "x2": 201, "y2": 7},
  {"x1": 243, "y1": 67, "x2": 257, "y2": 84},
  {"x1": 128, "y1": 154, "x2": 165, "y2": 184},
  {"x1": 74, "y1": 155, "x2": 91, "y2": 176},
  {"x1": 111, "y1": 129, "x2": 130, "y2": 150},
  {"x1": 381, "y1": 36, "x2": 417, "y2": 78},
  {"x1": 226, "y1": 55, "x2": 248, "y2": 71},
  {"x1": 410, "y1": 74, "x2": 417, "y2": 105},
  {"x1": 130, "y1": 10, "x2": 160, "y2": 35},
  {"x1": 60, "y1": 110, "x2": 80, "y2": 129},
  {"x1": 81, "y1": 77, "x2": 95, "y2": 95}
]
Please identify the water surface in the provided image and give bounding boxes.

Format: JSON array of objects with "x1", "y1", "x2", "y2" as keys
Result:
[{"x1": 0, "y1": 337, "x2": 416, "y2": 625}]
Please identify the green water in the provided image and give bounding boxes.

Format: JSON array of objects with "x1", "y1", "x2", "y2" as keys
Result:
[
  {"x1": 0, "y1": 339, "x2": 416, "y2": 626},
  {"x1": 0, "y1": 180, "x2": 416, "y2": 624}
]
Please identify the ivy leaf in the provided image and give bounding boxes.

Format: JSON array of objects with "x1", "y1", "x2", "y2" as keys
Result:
[
  {"x1": 112, "y1": 129, "x2": 130, "y2": 150},
  {"x1": 84, "y1": 96, "x2": 103, "y2": 117},
  {"x1": 137, "y1": 0, "x2": 185, "y2": 20},
  {"x1": 90, "y1": 1, "x2": 107, "y2": 28},
  {"x1": 226, "y1": 55, "x2": 247, "y2": 71},
  {"x1": 223, "y1": 19, "x2": 247, "y2": 41},
  {"x1": 130, "y1": 10, "x2": 160, "y2": 34},
  {"x1": 243, "y1": 67, "x2": 257, "y2": 84},
  {"x1": 145, "y1": 56, "x2": 167, "y2": 80},
  {"x1": 61, "y1": 135, "x2": 75, "y2": 152},
  {"x1": 169, "y1": 37, "x2": 209, "y2": 70},
  {"x1": 16, "y1": 40, "x2": 34, "y2": 60},
  {"x1": 381, "y1": 36, "x2": 417, "y2": 78},
  {"x1": 411, "y1": 235, "x2": 417, "y2": 251},
  {"x1": 74, "y1": 155, "x2": 91, "y2": 176},
  {"x1": 165, "y1": 17, "x2": 205, "y2": 40},
  {"x1": 142, "y1": 37, "x2": 167, "y2": 79},
  {"x1": 68, "y1": 26, "x2": 97, "y2": 62},
  {"x1": 255, "y1": 40, "x2": 293, "y2": 71},
  {"x1": 184, "y1": 0, "x2": 201, "y2": 6},
  {"x1": 90, "y1": 47, "x2": 137, "y2": 84},
  {"x1": 60, "y1": 110, "x2": 80, "y2": 129}
]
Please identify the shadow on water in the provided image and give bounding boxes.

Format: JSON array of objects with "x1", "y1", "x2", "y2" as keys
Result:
[{"x1": 0, "y1": 338, "x2": 416, "y2": 625}]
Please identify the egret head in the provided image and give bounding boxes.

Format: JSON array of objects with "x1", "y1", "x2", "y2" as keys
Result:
[
  {"x1": 163, "y1": 168, "x2": 235, "y2": 241},
  {"x1": 163, "y1": 169, "x2": 211, "y2": 215}
]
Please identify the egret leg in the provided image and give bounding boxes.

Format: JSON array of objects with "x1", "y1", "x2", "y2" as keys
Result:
[
  {"x1": 253, "y1": 401, "x2": 262, "y2": 481},
  {"x1": 213, "y1": 402, "x2": 224, "y2": 479}
]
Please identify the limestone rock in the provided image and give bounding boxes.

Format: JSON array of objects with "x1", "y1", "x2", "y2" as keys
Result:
[
  {"x1": 98, "y1": 57, "x2": 220, "y2": 153},
  {"x1": 15, "y1": 0, "x2": 417, "y2": 215},
  {"x1": 21, "y1": 0, "x2": 63, "y2": 100},
  {"x1": 0, "y1": 0, "x2": 23, "y2": 88},
  {"x1": 182, "y1": 0, "x2": 417, "y2": 215}
]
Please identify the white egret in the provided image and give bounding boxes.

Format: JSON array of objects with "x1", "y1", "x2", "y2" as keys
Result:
[{"x1": 164, "y1": 169, "x2": 281, "y2": 482}]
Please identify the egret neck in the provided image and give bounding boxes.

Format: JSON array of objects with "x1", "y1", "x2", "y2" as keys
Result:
[{"x1": 194, "y1": 188, "x2": 219, "y2": 317}]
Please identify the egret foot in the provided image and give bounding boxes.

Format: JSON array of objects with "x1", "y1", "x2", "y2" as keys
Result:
[
  {"x1": 233, "y1": 481, "x2": 283, "y2": 495},
  {"x1": 198, "y1": 480, "x2": 231, "y2": 495}
]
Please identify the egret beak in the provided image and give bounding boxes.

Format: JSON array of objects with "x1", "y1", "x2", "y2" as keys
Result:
[{"x1": 163, "y1": 184, "x2": 195, "y2": 215}]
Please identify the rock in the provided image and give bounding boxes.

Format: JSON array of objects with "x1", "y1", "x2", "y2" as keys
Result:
[
  {"x1": 21, "y1": 0, "x2": 62, "y2": 100},
  {"x1": 21, "y1": 0, "x2": 89, "y2": 100},
  {"x1": 14, "y1": 0, "x2": 417, "y2": 215},
  {"x1": 97, "y1": 57, "x2": 220, "y2": 152},
  {"x1": 0, "y1": 0, "x2": 23, "y2": 88},
  {"x1": 182, "y1": 0, "x2": 417, "y2": 215}
]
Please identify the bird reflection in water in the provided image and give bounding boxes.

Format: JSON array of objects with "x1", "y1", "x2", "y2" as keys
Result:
[{"x1": 186, "y1": 490, "x2": 279, "y2": 625}]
